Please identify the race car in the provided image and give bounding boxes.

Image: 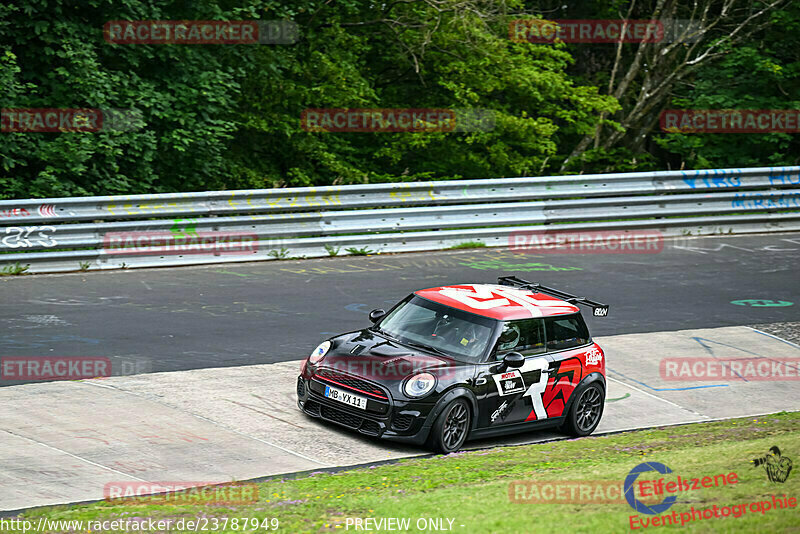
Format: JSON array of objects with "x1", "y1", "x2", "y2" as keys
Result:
[{"x1": 296, "y1": 275, "x2": 608, "y2": 453}]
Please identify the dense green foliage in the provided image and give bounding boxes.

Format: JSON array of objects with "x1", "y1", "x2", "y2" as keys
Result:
[{"x1": 1, "y1": 0, "x2": 798, "y2": 199}]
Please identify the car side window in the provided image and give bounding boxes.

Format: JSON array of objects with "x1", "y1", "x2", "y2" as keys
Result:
[
  {"x1": 544, "y1": 314, "x2": 590, "y2": 351},
  {"x1": 493, "y1": 318, "x2": 546, "y2": 359}
]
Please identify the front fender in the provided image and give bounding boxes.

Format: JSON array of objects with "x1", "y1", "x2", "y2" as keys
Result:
[{"x1": 420, "y1": 387, "x2": 480, "y2": 437}]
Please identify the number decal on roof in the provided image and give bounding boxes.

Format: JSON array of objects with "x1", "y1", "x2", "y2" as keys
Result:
[
  {"x1": 438, "y1": 285, "x2": 511, "y2": 309},
  {"x1": 438, "y1": 284, "x2": 575, "y2": 317}
]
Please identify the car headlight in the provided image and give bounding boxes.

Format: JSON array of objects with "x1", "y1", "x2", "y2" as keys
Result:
[
  {"x1": 309, "y1": 341, "x2": 331, "y2": 364},
  {"x1": 404, "y1": 372, "x2": 436, "y2": 398}
]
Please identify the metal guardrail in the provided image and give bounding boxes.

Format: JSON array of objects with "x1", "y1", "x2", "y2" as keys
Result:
[{"x1": 1, "y1": 166, "x2": 799, "y2": 273}]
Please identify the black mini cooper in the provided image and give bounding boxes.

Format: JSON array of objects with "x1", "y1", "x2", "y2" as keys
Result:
[{"x1": 297, "y1": 276, "x2": 609, "y2": 453}]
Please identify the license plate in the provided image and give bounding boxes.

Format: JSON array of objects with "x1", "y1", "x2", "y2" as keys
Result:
[{"x1": 324, "y1": 385, "x2": 367, "y2": 410}]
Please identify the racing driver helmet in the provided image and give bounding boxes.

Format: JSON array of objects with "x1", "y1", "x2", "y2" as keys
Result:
[{"x1": 497, "y1": 322, "x2": 521, "y2": 352}]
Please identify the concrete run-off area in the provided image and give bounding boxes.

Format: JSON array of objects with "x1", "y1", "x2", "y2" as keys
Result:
[{"x1": 1, "y1": 325, "x2": 798, "y2": 512}]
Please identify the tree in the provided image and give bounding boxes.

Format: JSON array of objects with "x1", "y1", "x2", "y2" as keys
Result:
[{"x1": 542, "y1": 0, "x2": 792, "y2": 172}]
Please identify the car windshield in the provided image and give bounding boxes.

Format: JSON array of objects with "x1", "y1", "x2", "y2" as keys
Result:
[{"x1": 376, "y1": 295, "x2": 496, "y2": 361}]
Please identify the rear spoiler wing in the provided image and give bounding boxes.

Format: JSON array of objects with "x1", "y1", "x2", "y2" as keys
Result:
[{"x1": 497, "y1": 275, "x2": 609, "y2": 317}]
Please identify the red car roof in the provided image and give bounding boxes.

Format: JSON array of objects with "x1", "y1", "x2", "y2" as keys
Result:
[{"x1": 414, "y1": 284, "x2": 580, "y2": 320}]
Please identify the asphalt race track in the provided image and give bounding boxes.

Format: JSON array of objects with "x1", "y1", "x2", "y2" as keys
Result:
[
  {"x1": 1, "y1": 324, "x2": 799, "y2": 512},
  {"x1": 0, "y1": 233, "x2": 799, "y2": 512},
  {"x1": 1, "y1": 233, "x2": 799, "y2": 382}
]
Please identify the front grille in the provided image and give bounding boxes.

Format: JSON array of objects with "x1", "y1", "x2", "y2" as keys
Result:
[
  {"x1": 303, "y1": 401, "x2": 384, "y2": 436},
  {"x1": 321, "y1": 405, "x2": 362, "y2": 428},
  {"x1": 392, "y1": 413, "x2": 415, "y2": 431},
  {"x1": 315, "y1": 369, "x2": 387, "y2": 399},
  {"x1": 296, "y1": 377, "x2": 306, "y2": 397},
  {"x1": 360, "y1": 420, "x2": 380, "y2": 436},
  {"x1": 303, "y1": 399, "x2": 321, "y2": 417}
]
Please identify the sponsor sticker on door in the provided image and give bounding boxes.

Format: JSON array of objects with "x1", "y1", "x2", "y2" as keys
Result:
[{"x1": 493, "y1": 370, "x2": 525, "y2": 396}]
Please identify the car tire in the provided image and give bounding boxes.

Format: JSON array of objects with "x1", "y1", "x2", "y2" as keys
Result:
[
  {"x1": 560, "y1": 381, "x2": 604, "y2": 437},
  {"x1": 428, "y1": 398, "x2": 471, "y2": 454}
]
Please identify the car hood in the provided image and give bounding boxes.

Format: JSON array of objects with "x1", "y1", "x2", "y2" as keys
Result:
[{"x1": 319, "y1": 328, "x2": 459, "y2": 379}]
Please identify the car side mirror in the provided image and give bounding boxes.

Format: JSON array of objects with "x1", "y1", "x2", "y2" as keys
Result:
[
  {"x1": 369, "y1": 309, "x2": 386, "y2": 323},
  {"x1": 500, "y1": 351, "x2": 525, "y2": 371}
]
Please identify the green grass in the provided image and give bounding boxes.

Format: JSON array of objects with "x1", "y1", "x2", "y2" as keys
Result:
[
  {"x1": 5, "y1": 413, "x2": 800, "y2": 533},
  {"x1": 0, "y1": 262, "x2": 29, "y2": 275},
  {"x1": 449, "y1": 241, "x2": 487, "y2": 249},
  {"x1": 267, "y1": 248, "x2": 291, "y2": 260},
  {"x1": 345, "y1": 246, "x2": 376, "y2": 256}
]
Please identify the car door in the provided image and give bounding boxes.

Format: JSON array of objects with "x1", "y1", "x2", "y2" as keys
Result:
[
  {"x1": 474, "y1": 318, "x2": 550, "y2": 428},
  {"x1": 538, "y1": 314, "x2": 593, "y2": 418}
]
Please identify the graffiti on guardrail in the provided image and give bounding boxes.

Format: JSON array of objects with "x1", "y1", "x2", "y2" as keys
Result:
[
  {"x1": 0, "y1": 205, "x2": 55, "y2": 220},
  {"x1": 171, "y1": 218, "x2": 198, "y2": 237},
  {"x1": 104, "y1": 193, "x2": 345, "y2": 216},
  {"x1": 390, "y1": 184, "x2": 439, "y2": 203},
  {"x1": 681, "y1": 169, "x2": 741, "y2": 189},
  {"x1": 0, "y1": 208, "x2": 30, "y2": 218},
  {"x1": 769, "y1": 172, "x2": 800, "y2": 186},
  {"x1": 732, "y1": 192, "x2": 800, "y2": 209},
  {"x1": 106, "y1": 202, "x2": 180, "y2": 215},
  {"x1": 227, "y1": 192, "x2": 343, "y2": 209},
  {"x1": 38, "y1": 204, "x2": 57, "y2": 217},
  {"x1": 1, "y1": 225, "x2": 57, "y2": 248},
  {"x1": 2, "y1": 166, "x2": 798, "y2": 274}
]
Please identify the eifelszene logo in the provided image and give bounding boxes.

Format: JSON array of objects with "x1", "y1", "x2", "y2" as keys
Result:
[{"x1": 624, "y1": 462, "x2": 677, "y2": 515}]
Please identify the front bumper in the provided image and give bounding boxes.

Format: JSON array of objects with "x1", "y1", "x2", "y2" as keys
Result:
[{"x1": 296, "y1": 375, "x2": 436, "y2": 446}]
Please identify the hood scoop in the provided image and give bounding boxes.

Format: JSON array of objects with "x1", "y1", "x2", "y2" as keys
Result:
[
  {"x1": 349, "y1": 344, "x2": 366, "y2": 355},
  {"x1": 384, "y1": 354, "x2": 447, "y2": 369},
  {"x1": 369, "y1": 344, "x2": 412, "y2": 358}
]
